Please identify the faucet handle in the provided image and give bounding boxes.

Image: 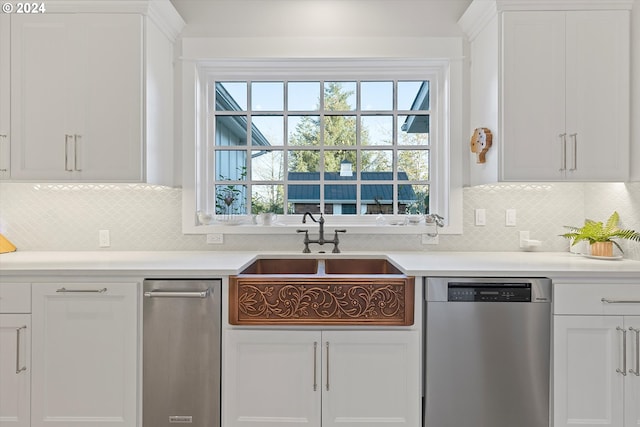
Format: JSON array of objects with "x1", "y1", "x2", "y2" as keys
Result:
[
  {"x1": 334, "y1": 229, "x2": 347, "y2": 234},
  {"x1": 296, "y1": 229, "x2": 309, "y2": 233}
]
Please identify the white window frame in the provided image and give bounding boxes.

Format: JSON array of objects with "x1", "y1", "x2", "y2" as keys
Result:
[{"x1": 182, "y1": 58, "x2": 463, "y2": 235}]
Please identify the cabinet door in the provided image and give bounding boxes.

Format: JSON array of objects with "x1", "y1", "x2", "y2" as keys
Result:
[
  {"x1": 0, "y1": 14, "x2": 9, "y2": 179},
  {"x1": 0, "y1": 314, "x2": 30, "y2": 427},
  {"x1": 11, "y1": 14, "x2": 77, "y2": 180},
  {"x1": 31, "y1": 283, "x2": 137, "y2": 427},
  {"x1": 73, "y1": 14, "x2": 142, "y2": 181},
  {"x1": 502, "y1": 11, "x2": 565, "y2": 181},
  {"x1": 321, "y1": 330, "x2": 420, "y2": 427},
  {"x1": 554, "y1": 315, "x2": 624, "y2": 427},
  {"x1": 626, "y1": 316, "x2": 640, "y2": 427},
  {"x1": 565, "y1": 10, "x2": 630, "y2": 181},
  {"x1": 223, "y1": 329, "x2": 322, "y2": 427}
]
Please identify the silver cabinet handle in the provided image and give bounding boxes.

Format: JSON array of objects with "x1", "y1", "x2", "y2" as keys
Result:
[
  {"x1": 313, "y1": 342, "x2": 318, "y2": 391},
  {"x1": 56, "y1": 287, "x2": 107, "y2": 293},
  {"x1": 0, "y1": 134, "x2": 7, "y2": 172},
  {"x1": 16, "y1": 326, "x2": 27, "y2": 374},
  {"x1": 558, "y1": 133, "x2": 567, "y2": 171},
  {"x1": 64, "y1": 134, "x2": 74, "y2": 171},
  {"x1": 143, "y1": 290, "x2": 210, "y2": 298},
  {"x1": 325, "y1": 342, "x2": 330, "y2": 391},
  {"x1": 74, "y1": 134, "x2": 82, "y2": 172},
  {"x1": 630, "y1": 327, "x2": 640, "y2": 376},
  {"x1": 602, "y1": 298, "x2": 640, "y2": 304},
  {"x1": 569, "y1": 133, "x2": 577, "y2": 171},
  {"x1": 617, "y1": 327, "x2": 627, "y2": 376}
]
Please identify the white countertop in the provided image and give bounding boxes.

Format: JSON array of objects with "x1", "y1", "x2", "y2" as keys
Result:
[{"x1": 1, "y1": 251, "x2": 639, "y2": 280}]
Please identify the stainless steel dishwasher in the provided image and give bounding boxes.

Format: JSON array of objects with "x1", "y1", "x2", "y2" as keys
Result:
[
  {"x1": 143, "y1": 279, "x2": 221, "y2": 427},
  {"x1": 424, "y1": 277, "x2": 551, "y2": 427}
]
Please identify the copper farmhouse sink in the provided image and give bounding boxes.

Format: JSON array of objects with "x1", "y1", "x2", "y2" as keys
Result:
[{"x1": 229, "y1": 258, "x2": 414, "y2": 326}]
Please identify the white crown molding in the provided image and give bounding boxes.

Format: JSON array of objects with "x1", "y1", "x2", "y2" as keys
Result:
[
  {"x1": 34, "y1": 1, "x2": 185, "y2": 42},
  {"x1": 458, "y1": 1, "x2": 498, "y2": 41}
]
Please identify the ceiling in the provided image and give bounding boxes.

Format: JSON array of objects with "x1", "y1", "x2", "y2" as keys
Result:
[{"x1": 169, "y1": 0, "x2": 473, "y2": 38}]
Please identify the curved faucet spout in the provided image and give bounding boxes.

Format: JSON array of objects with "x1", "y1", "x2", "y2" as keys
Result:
[{"x1": 302, "y1": 212, "x2": 323, "y2": 224}]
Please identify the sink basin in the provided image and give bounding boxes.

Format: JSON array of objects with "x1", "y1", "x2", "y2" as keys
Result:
[
  {"x1": 240, "y1": 258, "x2": 319, "y2": 275},
  {"x1": 230, "y1": 257, "x2": 414, "y2": 326},
  {"x1": 323, "y1": 258, "x2": 402, "y2": 275},
  {"x1": 238, "y1": 258, "x2": 402, "y2": 276}
]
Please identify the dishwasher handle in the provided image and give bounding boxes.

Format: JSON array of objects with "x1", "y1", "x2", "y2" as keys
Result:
[{"x1": 144, "y1": 289, "x2": 210, "y2": 298}]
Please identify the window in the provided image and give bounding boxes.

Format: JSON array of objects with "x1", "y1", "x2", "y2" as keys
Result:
[{"x1": 188, "y1": 59, "x2": 461, "y2": 232}]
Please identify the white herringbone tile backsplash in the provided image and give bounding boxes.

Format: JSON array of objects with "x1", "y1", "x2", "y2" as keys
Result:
[{"x1": 1, "y1": 182, "x2": 639, "y2": 260}]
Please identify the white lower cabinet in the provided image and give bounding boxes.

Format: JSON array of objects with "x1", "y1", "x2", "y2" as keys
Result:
[
  {"x1": 223, "y1": 329, "x2": 420, "y2": 427},
  {"x1": 0, "y1": 283, "x2": 31, "y2": 427},
  {"x1": 554, "y1": 283, "x2": 640, "y2": 427},
  {"x1": 31, "y1": 283, "x2": 138, "y2": 427}
]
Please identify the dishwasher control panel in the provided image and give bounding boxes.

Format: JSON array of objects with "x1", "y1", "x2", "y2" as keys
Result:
[{"x1": 447, "y1": 283, "x2": 531, "y2": 302}]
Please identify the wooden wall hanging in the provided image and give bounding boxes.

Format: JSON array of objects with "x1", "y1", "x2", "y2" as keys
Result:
[{"x1": 470, "y1": 127, "x2": 492, "y2": 164}]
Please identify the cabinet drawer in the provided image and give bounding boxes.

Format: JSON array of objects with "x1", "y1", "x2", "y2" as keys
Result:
[
  {"x1": 0, "y1": 283, "x2": 31, "y2": 313},
  {"x1": 554, "y1": 283, "x2": 640, "y2": 315}
]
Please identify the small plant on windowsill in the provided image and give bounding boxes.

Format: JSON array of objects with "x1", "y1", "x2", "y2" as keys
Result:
[{"x1": 561, "y1": 211, "x2": 640, "y2": 257}]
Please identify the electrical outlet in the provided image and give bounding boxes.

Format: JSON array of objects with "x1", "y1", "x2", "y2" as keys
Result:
[
  {"x1": 98, "y1": 230, "x2": 110, "y2": 248},
  {"x1": 206, "y1": 233, "x2": 224, "y2": 244},
  {"x1": 474, "y1": 209, "x2": 486, "y2": 226},
  {"x1": 505, "y1": 209, "x2": 517, "y2": 226},
  {"x1": 422, "y1": 234, "x2": 439, "y2": 245}
]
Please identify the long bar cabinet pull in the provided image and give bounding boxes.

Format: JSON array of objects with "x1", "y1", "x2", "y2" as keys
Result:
[
  {"x1": 630, "y1": 327, "x2": 640, "y2": 376},
  {"x1": 143, "y1": 290, "x2": 209, "y2": 298},
  {"x1": 325, "y1": 342, "x2": 330, "y2": 391},
  {"x1": 0, "y1": 134, "x2": 7, "y2": 172},
  {"x1": 64, "y1": 134, "x2": 74, "y2": 171},
  {"x1": 313, "y1": 342, "x2": 318, "y2": 391},
  {"x1": 56, "y1": 287, "x2": 107, "y2": 293},
  {"x1": 74, "y1": 134, "x2": 82, "y2": 171},
  {"x1": 16, "y1": 326, "x2": 27, "y2": 374},
  {"x1": 558, "y1": 133, "x2": 567, "y2": 171},
  {"x1": 617, "y1": 327, "x2": 627, "y2": 376},
  {"x1": 569, "y1": 133, "x2": 578, "y2": 171},
  {"x1": 602, "y1": 298, "x2": 640, "y2": 304}
]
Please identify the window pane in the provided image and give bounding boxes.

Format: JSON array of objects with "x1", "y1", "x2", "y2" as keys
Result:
[
  {"x1": 361, "y1": 81, "x2": 392, "y2": 111},
  {"x1": 288, "y1": 82, "x2": 320, "y2": 111},
  {"x1": 361, "y1": 184, "x2": 393, "y2": 214},
  {"x1": 215, "y1": 184, "x2": 247, "y2": 215},
  {"x1": 398, "y1": 81, "x2": 429, "y2": 111},
  {"x1": 398, "y1": 149, "x2": 429, "y2": 181},
  {"x1": 251, "y1": 82, "x2": 284, "y2": 111},
  {"x1": 324, "y1": 82, "x2": 356, "y2": 111},
  {"x1": 252, "y1": 185, "x2": 284, "y2": 214},
  {"x1": 251, "y1": 150, "x2": 284, "y2": 181},
  {"x1": 215, "y1": 151, "x2": 247, "y2": 180},
  {"x1": 287, "y1": 184, "x2": 320, "y2": 214},
  {"x1": 288, "y1": 116, "x2": 320, "y2": 146},
  {"x1": 325, "y1": 184, "x2": 356, "y2": 215},
  {"x1": 401, "y1": 184, "x2": 429, "y2": 215},
  {"x1": 216, "y1": 116, "x2": 247, "y2": 146},
  {"x1": 216, "y1": 82, "x2": 247, "y2": 111},
  {"x1": 361, "y1": 150, "x2": 392, "y2": 174},
  {"x1": 399, "y1": 115, "x2": 430, "y2": 145},
  {"x1": 325, "y1": 115, "x2": 356, "y2": 146},
  {"x1": 252, "y1": 116, "x2": 283, "y2": 146},
  {"x1": 361, "y1": 116, "x2": 393, "y2": 146},
  {"x1": 325, "y1": 150, "x2": 356, "y2": 179},
  {"x1": 288, "y1": 150, "x2": 320, "y2": 174}
]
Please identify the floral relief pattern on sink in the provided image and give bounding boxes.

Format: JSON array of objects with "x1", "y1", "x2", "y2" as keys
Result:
[{"x1": 229, "y1": 258, "x2": 414, "y2": 325}]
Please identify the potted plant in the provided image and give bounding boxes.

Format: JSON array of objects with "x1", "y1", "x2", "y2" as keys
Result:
[{"x1": 561, "y1": 211, "x2": 640, "y2": 257}]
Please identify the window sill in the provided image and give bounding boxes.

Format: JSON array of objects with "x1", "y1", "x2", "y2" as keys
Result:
[{"x1": 187, "y1": 220, "x2": 461, "y2": 235}]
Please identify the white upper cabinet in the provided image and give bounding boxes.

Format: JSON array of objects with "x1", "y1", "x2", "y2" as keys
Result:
[
  {"x1": 460, "y1": 0, "x2": 632, "y2": 184},
  {"x1": 11, "y1": 14, "x2": 142, "y2": 181},
  {"x1": 5, "y1": 1, "x2": 184, "y2": 184}
]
